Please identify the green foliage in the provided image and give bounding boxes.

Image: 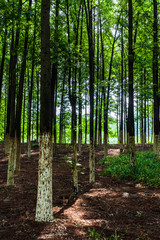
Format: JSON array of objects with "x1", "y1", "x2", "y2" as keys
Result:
[
  {"x1": 101, "y1": 151, "x2": 160, "y2": 187},
  {"x1": 87, "y1": 228, "x2": 122, "y2": 240},
  {"x1": 88, "y1": 227, "x2": 105, "y2": 239}
]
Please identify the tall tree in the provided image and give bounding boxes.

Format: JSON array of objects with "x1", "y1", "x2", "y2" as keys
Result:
[
  {"x1": 120, "y1": 18, "x2": 124, "y2": 153},
  {"x1": 7, "y1": 0, "x2": 22, "y2": 186},
  {"x1": 153, "y1": 0, "x2": 159, "y2": 158},
  {"x1": 35, "y1": 0, "x2": 53, "y2": 222},
  {"x1": 15, "y1": 0, "x2": 32, "y2": 172},
  {"x1": 27, "y1": 0, "x2": 37, "y2": 157},
  {"x1": 128, "y1": 0, "x2": 135, "y2": 166},
  {"x1": 51, "y1": 0, "x2": 59, "y2": 154},
  {"x1": 85, "y1": 0, "x2": 95, "y2": 183}
]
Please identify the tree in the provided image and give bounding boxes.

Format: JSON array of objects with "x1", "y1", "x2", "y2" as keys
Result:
[
  {"x1": 128, "y1": 0, "x2": 135, "y2": 166},
  {"x1": 153, "y1": 0, "x2": 159, "y2": 158},
  {"x1": 84, "y1": 0, "x2": 95, "y2": 183},
  {"x1": 35, "y1": 0, "x2": 53, "y2": 222}
]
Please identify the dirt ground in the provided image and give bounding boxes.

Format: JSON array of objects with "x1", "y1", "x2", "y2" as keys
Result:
[{"x1": 0, "y1": 142, "x2": 160, "y2": 240}]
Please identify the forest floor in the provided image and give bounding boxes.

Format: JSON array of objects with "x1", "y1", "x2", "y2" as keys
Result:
[{"x1": 0, "y1": 142, "x2": 160, "y2": 240}]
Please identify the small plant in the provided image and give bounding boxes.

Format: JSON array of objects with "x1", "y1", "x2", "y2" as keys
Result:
[
  {"x1": 87, "y1": 228, "x2": 122, "y2": 240},
  {"x1": 88, "y1": 228, "x2": 105, "y2": 239},
  {"x1": 109, "y1": 231, "x2": 118, "y2": 240}
]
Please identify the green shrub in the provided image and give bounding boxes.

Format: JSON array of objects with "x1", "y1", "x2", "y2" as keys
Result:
[{"x1": 101, "y1": 151, "x2": 160, "y2": 187}]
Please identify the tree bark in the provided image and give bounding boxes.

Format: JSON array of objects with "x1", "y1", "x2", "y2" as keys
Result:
[
  {"x1": 128, "y1": 0, "x2": 135, "y2": 166},
  {"x1": 120, "y1": 21, "x2": 124, "y2": 153},
  {"x1": 85, "y1": 0, "x2": 95, "y2": 183},
  {"x1": 35, "y1": 0, "x2": 53, "y2": 222},
  {"x1": 7, "y1": 0, "x2": 22, "y2": 185},
  {"x1": 28, "y1": 0, "x2": 37, "y2": 157},
  {"x1": 153, "y1": 0, "x2": 159, "y2": 158},
  {"x1": 78, "y1": 8, "x2": 83, "y2": 154},
  {"x1": 15, "y1": 0, "x2": 32, "y2": 172},
  {"x1": 0, "y1": 28, "x2": 7, "y2": 102}
]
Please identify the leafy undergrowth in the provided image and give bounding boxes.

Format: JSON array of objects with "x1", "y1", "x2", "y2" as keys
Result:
[
  {"x1": 101, "y1": 151, "x2": 160, "y2": 187},
  {"x1": 87, "y1": 228, "x2": 121, "y2": 240}
]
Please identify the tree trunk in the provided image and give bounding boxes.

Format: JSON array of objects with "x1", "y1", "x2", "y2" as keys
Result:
[
  {"x1": 95, "y1": 20, "x2": 99, "y2": 146},
  {"x1": 51, "y1": 0, "x2": 60, "y2": 154},
  {"x1": 104, "y1": 26, "x2": 118, "y2": 158},
  {"x1": 144, "y1": 68, "x2": 146, "y2": 146},
  {"x1": 7, "y1": 0, "x2": 22, "y2": 185},
  {"x1": 28, "y1": 1, "x2": 37, "y2": 157},
  {"x1": 120, "y1": 21, "x2": 124, "y2": 153},
  {"x1": 140, "y1": 74, "x2": 143, "y2": 146},
  {"x1": 36, "y1": 72, "x2": 39, "y2": 142},
  {"x1": 22, "y1": 87, "x2": 25, "y2": 143},
  {"x1": 98, "y1": 91, "x2": 102, "y2": 145},
  {"x1": 153, "y1": 0, "x2": 159, "y2": 158},
  {"x1": 15, "y1": 0, "x2": 32, "y2": 172},
  {"x1": 0, "y1": 28, "x2": 7, "y2": 102},
  {"x1": 78, "y1": 8, "x2": 83, "y2": 154},
  {"x1": 35, "y1": 0, "x2": 53, "y2": 222},
  {"x1": 124, "y1": 60, "x2": 128, "y2": 144},
  {"x1": 128, "y1": 0, "x2": 135, "y2": 166},
  {"x1": 85, "y1": 84, "x2": 88, "y2": 144},
  {"x1": 59, "y1": 69, "x2": 66, "y2": 144},
  {"x1": 85, "y1": 0, "x2": 95, "y2": 183}
]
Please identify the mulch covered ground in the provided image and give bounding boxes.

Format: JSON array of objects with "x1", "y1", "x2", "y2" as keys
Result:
[{"x1": 0, "y1": 142, "x2": 160, "y2": 240}]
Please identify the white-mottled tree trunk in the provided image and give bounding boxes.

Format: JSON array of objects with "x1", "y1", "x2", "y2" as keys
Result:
[
  {"x1": 35, "y1": 133, "x2": 53, "y2": 222},
  {"x1": 7, "y1": 137, "x2": 15, "y2": 186}
]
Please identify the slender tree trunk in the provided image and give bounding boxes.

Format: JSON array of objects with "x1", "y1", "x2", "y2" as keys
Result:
[
  {"x1": 120, "y1": 22, "x2": 124, "y2": 153},
  {"x1": 0, "y1": 28, "x2": 7, "y2": 102},
  {"x1": 78, "y1": 9, "x2": 83, "y2": 153},
  {"x1": 59, "y1": 69, "x2": 66, "y2": 144},
  {"x1": 36, "y1": 72, "x2": 39, "y2": 142},
  {"x1": 7, "y1": 0, "x2": 22, "y2": 185},
  {"x1": 140, "y1": 74, "x2": 143, "y2": 146},
  {"x1": 85, "y1": 0, "x2": 95, "y2": 183},
  {"x1": 104, "y1": 26, "x2": 118, "y2": 158},
  {"x1": 144, "y1": 68, "x2": 146, "y2": 146},
  {"x1": 15, "y1": 0, "x2": 32, "y2": 172},
  {"x1": 128, "y1": 0, "x2": 135, "y2": 166},
  {"x1": 22, "y1": 86, "x2": 25, "y2": 143},
  {"x1": 95, "y1": 19, "x2": 99, "y2": 146},
  {"x1": 28, "y1": 1, "x2": 37, "y2": 156},
  {"x1": 51, "y1": 0, "x2": 59, "y2": 154},
  {"x1": 85, "y1": 84, "x2": 87, "y2": 144},
  {"x1": 124, "y1": 60, "x2": 128, "y2": 144},
  {"x1": 153, "y1": 0, "x2": 159, "y2": 158},
  {"x1": 148, "y1": 101, "x2": 150, "y2": 142},
  {"x1": 136, "y1": 93, "x2": 139, "y2": 144},
  {"x1": 98, "y1": 91, "x2": 102, "y2": 145},
  {"x1": 35, "y1": 0, "x2": 53, "y2": 222}
]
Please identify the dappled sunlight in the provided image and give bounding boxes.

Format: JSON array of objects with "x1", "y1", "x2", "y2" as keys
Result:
[{"x1": 0, "y1": 155, "x2": 8, "y2": 163}]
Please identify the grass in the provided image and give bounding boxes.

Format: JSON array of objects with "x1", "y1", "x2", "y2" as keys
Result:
[{"x1": 101, "y1": 151, "x2": 160, "y2": 187}]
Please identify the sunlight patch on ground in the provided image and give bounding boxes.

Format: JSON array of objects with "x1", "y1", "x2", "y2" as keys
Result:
[
  {"x1": 63, "y1": 203, "x2": 109, "y2": 228},
  {"x1": 29, "y1": 151, "x2": 39, "y2": 156},
  {"x1": 84, "y1": 187, "x2": 116, "y2": 198},
  {"x1": 0, "y1": 156, "x2": 8, "y2": 162}
]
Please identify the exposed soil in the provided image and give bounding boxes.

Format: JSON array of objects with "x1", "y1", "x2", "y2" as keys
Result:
[{"x1": 0, "y1": 142, "x2": 160, "y2": 240}]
